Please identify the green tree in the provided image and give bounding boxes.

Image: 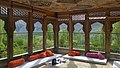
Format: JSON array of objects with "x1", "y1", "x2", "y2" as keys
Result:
[
  {"x1": 111, "y1": 21, "x2": 120, "y2": 53},
  {"x1": 46, "y1": 24, "x2": 54, "y2": 48},
  {"x1": 90, "y1": 23, "x2": 105, "y2": 52},
  {"x1": 59, "y1": 29, "x2": 69, "y2": 48},
  {"x1": 0, "y1": 19, "x2": 7, "y2": 58}
]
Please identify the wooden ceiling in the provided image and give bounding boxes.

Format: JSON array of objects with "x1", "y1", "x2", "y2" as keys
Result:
[{"x1": 11, "y1": 0, "x2": 120, "y2": 12}]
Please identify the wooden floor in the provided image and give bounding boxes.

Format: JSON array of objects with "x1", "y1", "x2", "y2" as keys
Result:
[{"x1": 40, "y1": 60, "x2": 113, "y2": 68}]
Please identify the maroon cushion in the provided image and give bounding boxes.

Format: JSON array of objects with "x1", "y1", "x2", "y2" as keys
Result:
[
  {"x1": 98, "y1": 52, "x2": 105, "y2": 59},
  {"x1": 86, "y1": 52, "x2": 98, "y2": 58}
]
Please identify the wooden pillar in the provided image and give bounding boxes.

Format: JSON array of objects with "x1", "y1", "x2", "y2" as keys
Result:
[
  {"x1": 42, "y1": 16, "x2": 47, "y2": 51},
  {"x1": 53, "y1": 19, "x2": 59, "y2": 53},
  {"x1": 104, "y1": 18, "x2": 112, "y2": 59},
  {"x1": 69, "y1": 16, "x2": 73, "y2": 51},
  {"x1": 103, "y1": 11, "x2": 112, "y2": 59},
  {"x1": 83, "y1": 14, "x2": 91, "y2": 52},
  {"x1": 6, "y1": 7, "x2": 14, "y2": 60},
  {"x1": 27, "y1": 12, "x2": 34, "y2": 55}
]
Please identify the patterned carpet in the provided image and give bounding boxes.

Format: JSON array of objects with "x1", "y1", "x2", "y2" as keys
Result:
[{"x1": 39, "y1": 59, "x2": 113, "y2": 68}]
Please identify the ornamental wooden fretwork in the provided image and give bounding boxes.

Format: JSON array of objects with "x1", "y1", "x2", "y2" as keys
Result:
[
  {"x1": 0, "y1": 7, "x2": 8, "y2": 15},
  {"x1": 72, "y1": 14, "x2": 85, "y2": 21},
  {"x1": 89, "y1": 12, "x2": 106, "y2": 17},
  {"x1": 58, "y1": 19, "x2": 69, "y2": 21},
  {"x1": 13, "y1": 9, "x2": 28, "y2": 17},
  {"x1": 110, "y1": 11, "x2": 120, "y2": 16},
  {"x1": 32, "y1": 12, "x2": 44, "y2": 19}
]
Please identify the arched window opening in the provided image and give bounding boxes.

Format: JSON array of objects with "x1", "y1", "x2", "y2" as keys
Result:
[
  {"x1": 46, "y1": 23, "x2": 54, "y2": 48},
  {"x1": 59, "y1": 23, "x2": 69, "y2": 48},
  {"x1": 0, "y1": 19, "x2": 7, "y2": 59},
  {"x1": 111, "y1": 21, "x2": 120, "y2": 56},
  {"x1": 90, "y1": 22, "x2": 105, "y2": 52},
  {"x1": 73, "y1": 23, "x2": 85, "y2": 50},
  {"x1": 13, "y1": 20, "x2": 28, "y2": 56},
  {"x1": 33, "y1": 21, "x2": 43, "y2": 52}
]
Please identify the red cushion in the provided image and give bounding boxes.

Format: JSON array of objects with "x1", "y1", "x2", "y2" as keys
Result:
[
  {"x1": 98, "y1": 52, "x2": 105, "y2": 59},
  {"x1": 86, "y1": 52, "x2": 98, "y2": 58},
  {"x1": 28, "y1": 54, "x2": 40, "y2": 61},
  {"x1": 75, "y1": 51, "x2": 81, "y2": 56},
  {"x1": 68, "y1": 51, "x2": 81, "y2": 56},
  {"x1": 45, "y1": 50, "x2": 54, "y2": 57},
  {"x1": 39, "y1": 52, "x2": 47, "y2": 58},
  {"x1": 68, "y1": 51, "x2": 76, "y2": 56},
  {"x1": 8, "y1": 58, "x2": 25, "y2": 68}
]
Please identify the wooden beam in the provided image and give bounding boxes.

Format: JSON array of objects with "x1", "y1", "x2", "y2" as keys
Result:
[
  {"x1": 0, "y1": 1, "x2": 11, "y2": 8},
  {"x1": 12, "y1": 1, "x2": 55, "y2": 17},
  {"x1": 12, "y1": 1, "x2": 32, "y2": 12}
]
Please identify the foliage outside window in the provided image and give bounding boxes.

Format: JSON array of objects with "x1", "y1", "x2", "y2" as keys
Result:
[
  {"x1": 111, "y1": 21, "x2": 120, "y2": 54},
  {"x1": 33, "y1": 21, "x2": 43, "y2": 51},
  {"x1": 59, "y1": 23, "x2": 69, "y2": 48},
  {"x1": 0, "y1": 19, "x2": 7, "y2": 59},
  {"x1": 90, "y1": 22, "x2": 105, "y2": 52},
  {"x1": 46, "y1": 24, "x2": 54, "y2": 48},
  {"x1": 73, "y1": 23, "x2": 85, "y2": 50},
  {"x1": 13, "y1": 20, "x2": 28, "y2": 56}
]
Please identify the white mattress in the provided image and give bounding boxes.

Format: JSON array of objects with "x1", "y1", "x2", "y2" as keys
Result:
[
  {"x1": 16, "y1": 54, "x2": 62, "y2": 68},
  {"x1": 112, "y1": 61, "x2": 120, "y2": 68},
  {"x1": 63, "y1": 54, "x2": 107, "y2": 64}
]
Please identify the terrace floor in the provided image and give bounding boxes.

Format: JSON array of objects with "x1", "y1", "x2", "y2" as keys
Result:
[{"x1": 40, "y1": 59, "x2": 113, "y2": 68}]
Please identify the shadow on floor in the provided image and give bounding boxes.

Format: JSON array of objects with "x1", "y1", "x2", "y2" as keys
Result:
[
  {"x1": 89, "y1": 63, "x2": 98, "y2": 68},
  {"x1": 67, "y1": 60, "x2": 78, "y2": 68}
]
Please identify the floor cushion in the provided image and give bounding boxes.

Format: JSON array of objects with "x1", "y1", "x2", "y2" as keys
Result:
[
  {"x1": 45, "y1": 50, "x2": 54, "y2": 57},
  {"x1": 28, "y1": 54, "x2": 40, "y2": 61},
  {"x1": 63, "y1": 54, "x2": 107, "y2": 64},
  {"x1": 86, "y1": 52, "x2": 98, "y2": 58},
  {"x1": 8, "y1": 58, "x2": 25, "y2": 68},
  {"x1": 15, "y1": 54, "x2": 62, "y2": 68},
  {"x1": 39, "y1": 52, "x2": 47, "y2": 58},
  {"x1": 98, "y1": 52, "x2": 105, "y2": 59},
  {"x1": 68, "y1": 51, "x2": 81, "y2": 56}
]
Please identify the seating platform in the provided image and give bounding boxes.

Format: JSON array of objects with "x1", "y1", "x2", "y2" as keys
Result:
[
  {"x1": 112, "y1": 61, "x2": 120, "y2": 68},
  {"x1": 63, "y1": 54, "x2": 107, "y2": 64},
  {"x1": 16, "y1": 54, "x2": 62, "y2": 68}
]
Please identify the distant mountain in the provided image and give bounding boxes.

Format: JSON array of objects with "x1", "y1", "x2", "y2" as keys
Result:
[
  {"x1": 34, "y1": 22, "x2": 42, "y2": 32},
  {"x1": 15, "y1": 20, "x2": 27, "y2": 32},
  {"x1": 91, "y1": 22, "x2": 103, "y2": 32},
  {"x1": 74, "y1": 23, "x2": 83, "y2": 32},
  {"x1": 15, "y1": 20, "x2": 43, "y2": 32},
  {"x1": 15, "y1": 20, "x2": 102, "y2": 33}
]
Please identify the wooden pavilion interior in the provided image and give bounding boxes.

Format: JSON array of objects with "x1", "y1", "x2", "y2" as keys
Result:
[{"x1": 0, "y1": 0, "x2": 120, "y2": 68}]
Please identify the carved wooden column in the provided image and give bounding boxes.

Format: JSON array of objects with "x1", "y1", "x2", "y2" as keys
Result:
[
  {"x1": 6, "y1": 7, "x2": 14, "y2": 60},
  {"x1": 69, "y1": 16, "x2": 73, "y2": 51},
  {"x1": 42, "y1": 16, "x2": 47, "y2": 51},
  {"x1": 103, "y1": 11, "x2": 112, "y2": 59},
  {"x1": 53, "y1": 19, "x2": 59, "y2": 53},
  {"x1": 83, "y1": 14, "x2": 91, "y2": 52},
  {"x1": 27, "y1": 12, "x2": 34, "y2": 55},
  {"x1": 104, "y1": 18, "x2": 112, "y2": 59}
]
